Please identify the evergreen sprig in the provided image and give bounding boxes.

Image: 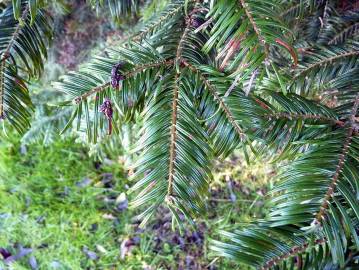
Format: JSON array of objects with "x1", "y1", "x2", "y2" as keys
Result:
[
  {"x1": 2, "y1": 0, "x2": 359, "y2": 269},
  {"x1": 53, "y1": 2, "x2": 359, "y2": 268}
]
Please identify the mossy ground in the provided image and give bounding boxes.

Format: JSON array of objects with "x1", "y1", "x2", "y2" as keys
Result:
[{"x1": 0, "y1": 134, "x2": 271, "y2": 269}]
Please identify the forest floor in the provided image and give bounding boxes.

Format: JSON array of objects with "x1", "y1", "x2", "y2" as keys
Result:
[{"x1": 0, "y1": 134, "x2": 272, "y2": 270}]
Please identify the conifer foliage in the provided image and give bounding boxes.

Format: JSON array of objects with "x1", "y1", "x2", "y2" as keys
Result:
[
  {"x1": 1, "y1": 0, "x2": 359, "y2": 269},
  {"x1": 0, "y1": 0, "x2": 52, "y2": 133},
  {"x1": 87, "y1": 0, "x2": 141, "y2": 20}
]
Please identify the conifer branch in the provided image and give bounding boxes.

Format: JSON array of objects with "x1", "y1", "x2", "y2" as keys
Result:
[
  {"x1": 74, "y1": 59, "x2": 174, "y2": 104},
  {"x1": 239, "y1": 0, "x2": 268, "y2": 54},
  {"x1": 182, "y1": 60, "x2": 245, "y2": 139},
  {"x1": 167, "y1": 4, "x2": 199, "y2": 200},
  {"x1": 126, "y1": 59, "x2": 175, "y2": 77},
  {"x1": 261, "y1": 238, "x2": 326, "y2": 270},
  {"x1": 314, "y1": 94, "x2": 359, "y2": 224},
  {"x1": 239, "y1": 0, "x2": 264, "y2": 44},
  {"x1": 49, "y1": 2, "x2": 359, "y2": 267},
  {"x1": 0, "y1": 5, "x2": 30, "y2": 63},
  {"x1": 167, "y1": 73, "x2": 180, "y2": 198},
  {"x1": 263, "y1": 112, "x2": 345, "y2": 126},
  {"x1": 74, "y1": 82, "x2": 111, "y2": 104},
  {"x1": 176, "y1": 26, "x2": 191, "y2": 60},
  {"x1": 294, "y1": 50, "x2": 359, "y2": 79},
  {"x1": 279, "y1": 2, "x2": 301, "y2": 18},
  {"x1": 131, "y1": 5, "x2": 184, "y2": 42},
  {"x1": 0, "y1": 5, "x2": 30, "y2": 118},
  {"x1": 176, "y1": 2, "x2": 201, "y2": 61},
  {"x1": 328, "y1": 22, "x2": 359, "y2": 45}
]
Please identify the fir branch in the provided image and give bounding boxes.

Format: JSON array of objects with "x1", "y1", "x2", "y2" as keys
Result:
[
  {"x1": 74, "y1": 59, "x2": 175, "y2": 104},
  {"x1": 167, "y1": 73, "x2": 180, "y2": 198},
  {"x1": 74, "y1": 82, "x2": 110, "y2": 104},
  {"x1": 131, "y1": 5, "x2": 184, "y2": 42},
  {"x1": 0, "y1": 5, "x2": 30, "y2": 63},
  {"x1": 261, "y1": 238, "x2": 326, "y2": 270},
  {"x1": 328, "y1": 22, "x2": 359, "y2": 45},
  {"x1": 167, "y1": 3, "x2": 201, "y2": 199},
  {"x1": 126, "y1": 59, "x2": 174, "y2": 77},
  {"x1": 294, "y1": 50, "x2": 359, "y2": 79},
  {"x1": 182, "y1": 60, "x2": 245, "y2": 139},
  {"x1": 263, "y1": 112, "x2": 345, "y2": 126},
  {"x1": 239, "y1": 0, "x2": 268, "y2": 53},
  {"x1": 279, "y1": 2, "x2": 301, "y2": 18},
  {"x1": 176, "y1": 2, "x2": 202, "y2": 60},
  {"x1": 0, "y1": 5, "x2": 30, "y2": 118},
  {"x1": 314, "y1": 94, "x2": 359, "y2": 224},
  {"x1": 176, "y1": 25, "x2": 191, "y2": 60}
]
